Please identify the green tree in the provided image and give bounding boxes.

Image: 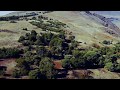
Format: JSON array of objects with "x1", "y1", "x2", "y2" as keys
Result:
[{"x1": 39, "y1": 57, "x2": 56, "y2": 79}]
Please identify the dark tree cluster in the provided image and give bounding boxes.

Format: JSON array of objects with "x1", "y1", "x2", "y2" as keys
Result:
[{"x1": 16, "y1": 29, "x2": 78, "y2": 79}]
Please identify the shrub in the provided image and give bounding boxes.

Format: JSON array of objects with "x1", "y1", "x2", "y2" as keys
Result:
[{"x1": 10, "y1": 20, "x2": 17, "y2": 23}]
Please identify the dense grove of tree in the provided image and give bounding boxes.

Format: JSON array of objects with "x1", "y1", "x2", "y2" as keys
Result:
[
  {"x1": 0, "y1": 16, "x2": 117, "y2": 79},
  {"x1": 15, "y1": 29, "x2": 79, "y2": 79}
]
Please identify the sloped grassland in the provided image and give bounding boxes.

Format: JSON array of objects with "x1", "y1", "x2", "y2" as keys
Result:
[{"x1": 0, "y1": 11, "x2": 120, "y2": 79}]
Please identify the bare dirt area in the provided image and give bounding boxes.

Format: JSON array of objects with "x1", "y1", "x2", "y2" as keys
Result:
[
  {"x1": 0, "y1": 58, "x2": 17, "y2": 79},
  {"x1": 66, "y1": 69, "x2": 93, "y2": 79}
]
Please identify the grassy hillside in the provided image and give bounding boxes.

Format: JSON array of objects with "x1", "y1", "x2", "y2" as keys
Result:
[
  {"x1": 44, "y1": 11, "x2": 120, "y2": 46},
  {"x1": 0, "y1": 11, "x2": 120, "y2": 48},
  {"x1": 1, "y1": 11, "x2": 120, "y2": 79}
]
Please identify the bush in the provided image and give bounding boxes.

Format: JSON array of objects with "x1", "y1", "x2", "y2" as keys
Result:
[
  {"x1": 23, "y1": 28, "x2": 28, "y2": 31},
  {"x1": 102, "y1": 40, "x2": 111, "y2": 45}
]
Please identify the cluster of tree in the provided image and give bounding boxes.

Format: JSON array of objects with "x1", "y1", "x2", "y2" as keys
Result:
[
  {"x1": 12, "y1": 57, "x2": 57, "y2": 79},
  {"x1": 18, "y1": 30, "x2": 78, "y2": 58},
  {"x1": 17, "y1": 29, "x2": 120, "y2": 79},
  {"x1": 16, "y1": 30, "x2": 79, "y2": 79},
  {"x1": 16, "y1": 29, "x2": 120, "y2": 78},
  {"x1": 62, "y1": 44, "x2": 120, "y2": 72},
  {"x1": 0, "y1": 47, "x2": 22, "y2": 59}
]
